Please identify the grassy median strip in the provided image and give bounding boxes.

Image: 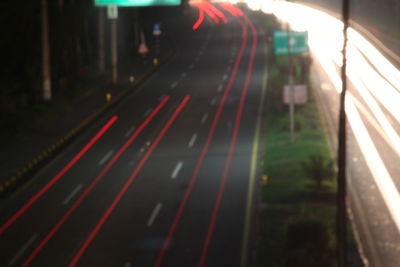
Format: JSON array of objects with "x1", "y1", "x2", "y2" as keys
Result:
[{"x1": 257, "y1": 57, "x2": 337, "y2": 266}]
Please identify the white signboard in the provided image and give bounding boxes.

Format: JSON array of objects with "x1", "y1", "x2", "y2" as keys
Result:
[
  {"x1": 283, "y1": 85, "x2": 308, "y2": 104},
  {"x1": 107, "y1": 5, "x2": 118, "y2": 19}
]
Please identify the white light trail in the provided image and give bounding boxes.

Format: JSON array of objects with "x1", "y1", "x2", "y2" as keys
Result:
[{"x1": 239, "y1": 0, "x2": 400, "y2": 232}]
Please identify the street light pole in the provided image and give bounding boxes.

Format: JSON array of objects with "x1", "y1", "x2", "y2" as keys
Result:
[
  {"x1": 111, "y1": 18, "x2": 118, "y2": 84},
  {"x1": 98, "y1": 8, "x2": 105, "y2": 73},
  {"x1": 337, "y1": 0, "x2": 350, "y2": 266},
  {"x1": 41, "y1": 0, "x2": 52, "y2": 101},
  {"x1": 286, "y1": 23, "x2": 295, "y2": 142}
]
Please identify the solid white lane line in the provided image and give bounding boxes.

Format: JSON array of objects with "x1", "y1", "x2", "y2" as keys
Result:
[
  {"x1": 181, "y1": 72, "x2": 187, "y2": 78},
  {"x1": 170, "y1": 81, "x2": 178, "y2": 89},
  {"x1": 144, "y1": 108, "x2": 153, "y2": 117},
  {"x1": 188, "y1": 134, "x2": 198, "y2": 148},
  {"x1": 63, "y1": 184, "x2": 83, "y2": 205},
  {"x1": 98, "y1": 150, "x2": 114, "y2": 166},
  {"x1": 217, "y1": 84, "x2": 224, "y2": 93},
  {"x1": 210, "y1": 97, "x2": 217, "y2": 106},
  {"x1": 171, "y1": 161, "x2": 183, "y2": 179},
  {"x1": 201, "y1": 113, "x2": 209, "y2": 124},
  {"x1": 8, "y1": 234, "x2": 38, "y2": 266},
  {"x1": 222, "y1": 74, "x2": 229, "y2": 81},
  {"x1": 189, "y1": 64, "x2": 194, "y2": 70},
  {"x1": 125, "y1": 126, "x2": 136, "y2": 138},
  {"x1": 147, "y1": 203, "x2": 163, "y2": 227}
]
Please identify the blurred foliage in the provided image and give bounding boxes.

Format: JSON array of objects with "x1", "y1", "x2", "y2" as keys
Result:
[
  {"x1": 301, "y1": 155, "x2": 335, "y2": 190},
  {"x1": 0, "y1": 0, "x2": 98, "y2": 112},
  {"x1": 283, "y1": 214, "x2": 335, "y2": 267}
]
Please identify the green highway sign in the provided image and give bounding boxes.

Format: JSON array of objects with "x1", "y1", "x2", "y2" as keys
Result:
[
  {"x1": 273, "y1": 30, "x2": 309, "y2": 55},
  {"x1": 95, "y1": 0, "x2": 181, "y2": 6}
]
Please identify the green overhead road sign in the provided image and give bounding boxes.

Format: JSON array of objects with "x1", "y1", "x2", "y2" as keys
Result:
[
  {"x1": 95, "y1": 0, "x2": 181, "y2": 6},
  {"x1": 273, "y1": 30, "x2": 309, "y2": 55}
]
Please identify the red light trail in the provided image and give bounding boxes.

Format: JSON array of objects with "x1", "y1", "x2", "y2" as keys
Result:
[
  {"x1": 0, "y1": 115, "x2": 118, "y2": 234},
  {"x1": 69, "y1": 95, "x2": 191, "y2": 267},
  {"x1": 21, "y1": 97, "x2": 171, "y2": 266}
]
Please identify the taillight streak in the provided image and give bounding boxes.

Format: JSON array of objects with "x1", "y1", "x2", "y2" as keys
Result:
[
  {"x1": 21, "y1": 96, "x2": 170, "y2": 266},
  {"x1": 153, "y1": 12, "x2": 249, "y2": 267},
  {"x1": 202, "y1": 1, "x2": 228, "y2": 23},
  {"x1": 200, "y1": 4, "x2": 220, "y2": 24},
  {"x1": 198, "y1": 14, "x2": 258, "y2": 266},
  {"x1": 193, "y1": 4, "x2": 205, "y2": 30},
  {"x1": 0, "y1": 116, "x2": 118, "y2": 234},
  {"x1": 69, "y1": 95, "x2": 191, "y2": 267}
]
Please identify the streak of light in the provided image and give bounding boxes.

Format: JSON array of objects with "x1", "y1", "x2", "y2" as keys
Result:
[
  {"x1": 193, "y1": 4, "x2": 205, "y2": 30},
  {"x1": 153, "y1": 12, "x2": 249, "y2": 267},
  {"x1": 199, "y1": 3, "x2": 220, "y2": 24},
  {"x1": 203, "y1": 1, "x2": 228, "y2": 23},
  {"x1": 346, "y1": 96, "x2": 400, "y2": 233},
  {"x1": 218, "y1": 2, "x2": 238, "y2": 16},
  {"x1": 348, "y1": 29, "x2": 400, "y2": 90},
  {"x1": 21, "y1": 97, "x2": 171, "y2": 267},
  {"x1": 69, "y1": 95, "x2": 191, "y2": 267},
  {"x1": 247, "y1": 0, "x2": 400, "y2": 232},
  {"x1": 224, "y1": 2, "x2": 244, "y2": 16},
  {"x1": 0, "y1": 115, "x2": 118, "y2": 234},
  {"x1": 198, "y1": 13, "x2": 258, "y2": 266}
]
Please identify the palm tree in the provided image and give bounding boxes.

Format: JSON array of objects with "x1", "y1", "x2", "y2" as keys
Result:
[{"x1": 301, "y1": 155, "x2": 335, "y2": 190}]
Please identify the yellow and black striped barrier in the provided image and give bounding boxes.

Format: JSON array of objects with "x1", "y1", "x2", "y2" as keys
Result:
[{"x1": 0, "y1": 52, "x2": 175, "y2": 197}]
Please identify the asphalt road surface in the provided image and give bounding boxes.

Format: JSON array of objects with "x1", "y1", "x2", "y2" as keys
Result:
[{"x1": 0, "y1": 5, "x2": 266, "y2": 267}]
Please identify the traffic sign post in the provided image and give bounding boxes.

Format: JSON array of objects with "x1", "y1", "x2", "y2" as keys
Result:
[
  {"x1": 283, "y1": 85, "x2": 308, "y2": 105},
  {"x1": 95, "y1": 0, "x2": 181, "y2": 6},
  {"x1": 107, "y1": 5, "x2": 118, "y2": 19},
  {"x1": 153, "y1": 24, "x2": 162, "y2": 56},
  {"x1": 274, "y1": 29, "x2": 308, "y2": 141},
  {"x1": 273, "y1": 30, "x2": 308, "y2": 55},
  {"x1": 153, "y1": 24, "x2": 162, "y2": 36}
]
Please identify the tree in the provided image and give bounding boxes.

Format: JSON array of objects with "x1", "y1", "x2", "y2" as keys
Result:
[{"x1": 300, "y1": 155, "x2": 335, "y2": 190}]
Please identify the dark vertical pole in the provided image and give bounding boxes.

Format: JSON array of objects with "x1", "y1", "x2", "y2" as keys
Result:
[
  {"x1": 338, "y1": 0, "x2": 350, "y2": 266},
  {"x1": 41, "y1": 0, "x2": 52, "y2": 101},
  {"x1": 98, "y1": 8, "x2": 105, "y2": 73},
  {"x1": 286, "y1": 22, "x2": 295, "y2": 142}
]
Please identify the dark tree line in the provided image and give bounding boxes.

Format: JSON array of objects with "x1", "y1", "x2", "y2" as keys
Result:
[{"x1": 0, "y1": 0, "x2": 99, "y2": 114}]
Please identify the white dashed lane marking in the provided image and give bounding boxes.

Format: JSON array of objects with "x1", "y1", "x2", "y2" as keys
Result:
[
  {"x1": 201, "y1": 113, "x2": 209, "y2": 124},
  {"x1": 98, "y1": 150, "x2": 114, "y2": 166},
  {"x1": 63, "y1": 184, "x2": 83, "y2": 205},
  {"x1": 188, "y1": 134, "x2": 198, "y2": 148},
  {"x1": 171, "y1": 161, "x2": 184, "y2": 179},
  {"x1": 147, "y1": 203, "x2": 163, "y2": 227}
]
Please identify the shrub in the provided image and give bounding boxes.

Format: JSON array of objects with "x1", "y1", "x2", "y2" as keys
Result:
[
  {"x1": 301, "y1": 155, "x2": 335, "y2": 190},
  {"x1": 283, "y1": 216, "x2": 334, "y2": 267}
]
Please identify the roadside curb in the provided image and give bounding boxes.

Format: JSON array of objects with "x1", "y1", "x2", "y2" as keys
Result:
[{"x1": 0, "y1": 51, "x2": 175, "y2": 197}]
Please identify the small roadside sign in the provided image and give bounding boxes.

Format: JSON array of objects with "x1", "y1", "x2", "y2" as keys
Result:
[
  {"x1": 274, "y1": 30, "x2": 308, "y2": 55},
  {"x1": 107, "y1": 5, "x2": 118, "y2": 19},
  {"x1": 138, "y1": 43, "x2": 149, "y2": 54},
  {"x1": 153, "y1": 24, "x2": 162, "y2": 36},
  {"x1": 283, "y1": 85, "x2": 308, "y2": 104}
]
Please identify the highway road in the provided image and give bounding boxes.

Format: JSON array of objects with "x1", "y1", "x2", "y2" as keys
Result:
[{"x1": 0, "y1": 3, "x2": 266, "y2": 267}]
